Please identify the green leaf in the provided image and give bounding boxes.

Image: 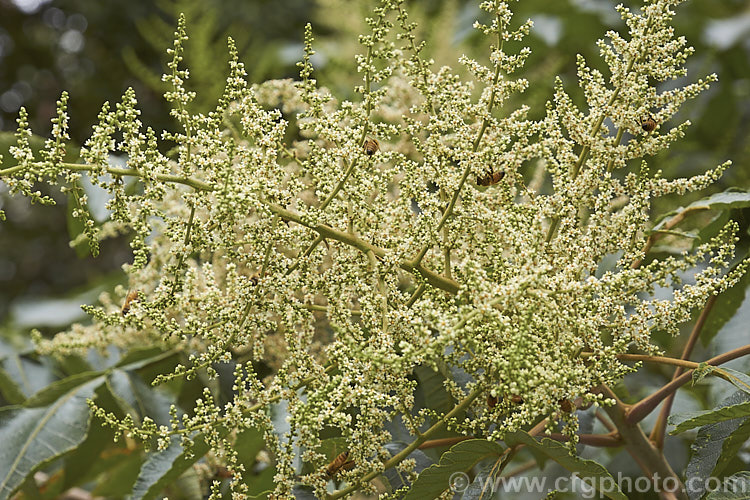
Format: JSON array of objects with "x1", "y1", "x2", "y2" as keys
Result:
[
  {"x1": 61, "y1": 415, "x2": 121, "y2": 490},
  {"x1": 235, "y1": 426, "x2": 266, "y2": 476},
  {"x1": 107, "y1": 368, "x2": 175, "y2": 426},
  {"x1": 716, "y1": 417, "x2": 750, "y2": 477},
  {"x1": 313, "y1": 437, "x2": 347, "y2": 463},
  {"x1": 684, "y1": 391, "x2": 750, "y2": 500},
  {"x1": 384, "y1": 414, "x2": 417, "y2": 445},
  {"x1": 715, "y1": 367, "x2": 750, "y2": 396},
  {"x1": 246, "y1": 466, "x2": 275, "y2": 498},
  {"x1": 0, "y1": 131, "x2": 46, "y2": 158},
  {"x1": 115, "y1": 347, "x2": 173, "y2": 368},
  {"x1": 117, "y1": 348, "x2": 180, "y2": 372},
  {"x1": 0, "y1": 131, "x2": 78, "y2": 162},
  {"x1": 56, "y1": 353, "x2": 95, "y2": 377},
  {"x1": 0, "y1": 377, "x2": 103, "y2": 500},
  {"x1": 461, "y1": 459, "x2": 504, "y2": 500},
  {"x1": 105, "y1": 371, "x2": 140, "y2": 422},
  {"x1": 669, "y1": 401, "x2": 750, "y2": 434},
  {"x1": 504, "y1": 431, "x2": 627, "y2": 500},
  {"x1": 0, "y1": 355, "x2": 56, "y2": 403},
  {"x1": 413, "y1": 365, "x2": 457, "y2": 418},
  {"x1": 166, "y1": 466, "x2": 203, "y2": 500},
  {"x1": 688, "y1": 364, "x2": 750, "y2": 396},
  {"x1": 695, "y1": 211, "x2": 730, "y2": 250},
  {"x1": 685, "y1": 189, "x2": 750, "y2": 211},
  {"x1": 702, "y1": 263, "x2": 750, "y2": 346},
  {"x1": 652, "y1": 189, "x2": 750, "y2": 234},
  {"x1": 131, "y1": 433, "x2": 212, "y2": 500},
  {"x1": 90, "y1": 450, "x2": 144, "y2": 498},
  {"x1": 704, "y1": 471, "x2": 750, "y2": 499},
  {"x1": 292, "y1": 486, "x2": 317, "y2": 499},
  {"x1": 0, "y1": 365, "x2": 27, "y2": 405},
  {"x1": 23, "y1": 371, "x2": 105, "y2": 407},
  {"x1": 383, "y1": 442, "x2": 433, "y2": 493},
  {"x1": 403, "y1": 439, "x2": 504, "y2": 500}
]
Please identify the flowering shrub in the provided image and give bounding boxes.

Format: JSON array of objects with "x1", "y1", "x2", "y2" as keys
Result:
[{"x1": 2, "y1": 0, "x2": 750, "y2": 499}]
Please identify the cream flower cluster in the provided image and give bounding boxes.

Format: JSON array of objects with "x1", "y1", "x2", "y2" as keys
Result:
[{"x1": 3, "y1": 0, "x2": 746, "y2": 498}]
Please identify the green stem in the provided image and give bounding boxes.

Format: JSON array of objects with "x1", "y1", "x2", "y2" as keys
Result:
[
  {"x1": 417, "y1": 436, "x2": 472, "y2": 450},
  {"x1": 545, "y1": 30, "x2": 644, "y2": 244},
  {"x1": 161, "y1": 230, "x2": 278, "y2": 383},
  {"x1": 496, "y1": 446, "x2": 520, "y2": 476},
  {"x1": 2, "y1": 159, "x2": 457, "y2": 294},
  {"x1": 171, "y1": 203, "x2": 196, "y2": 293},
  {"x1": 280, "y1": 144, "x2": 306, "y2": 170},
  {"x1": 502, "y1": 459, "x2": 537, "y2": 479},
  {"x1": 319, "y1": 158, "x2": 357, "y2": 212},
  {"x1": 327, "y1": 384, "x2": 484, "y2": 500},
  {"x1": 147, "y1": 365, "x2": 337, "y2": 437},
  {"x1": 260, "y1": 216, "x2": 278, "y2": 277},
  {"x1": 268, "y1": 202, "x2": 459, "y2": 294},
  {"x1": 402, "y1": 409, "x2": 423, "y2": 438},
  {"x1": 395, "y1": 3, "x2": 438, "y2": 118},
  {"x1": 0, "y1": 162, "x2": 214, "y2": 191},
  {"x1": 605, "y1": 127, "x2": 626, "y2": 173},
  {"x1": 439, "y1": 187, "x2": 452, "y2": 279},
  {"x1": 20, "y1": 473, "x2": 43, "y2": 500},
  {"x1": 286, "y1": 234, "x2": 325, "y2": 275},
  {"x1": 317, "y1": 9, "x2": 383, "y2": 212},
  {"x1": 75, "y1": 163, "x2": 213, "y2": 190},
  {"x1": 631, "y1": 206, "x2": 708, "y2": 269},
  {"x1": 366, "y1": 249, "x2": 389, "y2": 333},
  {"x1": 544, "y1": 432, "x2": 622, "y2": 447},
  {"x1": 411, "y1": 16, "x2": 505, "y2": 268},
  {"x1": 405, "y1": 283, "x2": 426, "y2": 309},
  {"x1": 581, "y1": 352, "x2": 700, "y2": 370},
  {"x1": 293, "y1": 12, "x2": 385, "y2": 289},
  {"x1": 299, "y1": 303, "x2": 362, "y2": 315},
  {"x1": 443, "y1": 231, "x2": 452, "y2": 280}
]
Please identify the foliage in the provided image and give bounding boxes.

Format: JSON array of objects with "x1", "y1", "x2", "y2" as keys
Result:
[{"x1": 1, "y1": 0, "x2": 750, "y2": 499}]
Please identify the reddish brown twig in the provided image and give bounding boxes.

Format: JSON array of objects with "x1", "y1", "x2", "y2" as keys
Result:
[{"x1": 649, "y1": 295, "x2": 717, "y2": 449}]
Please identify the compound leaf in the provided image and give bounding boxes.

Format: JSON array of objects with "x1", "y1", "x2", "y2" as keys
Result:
[
  {"x1": 504, "y1": 431, "x2": 627, "y2": 500},
  {"x1": 0, "y1": 377, "x2": 103, "y2": 500},
  {"x1": 403, "y1": 439, "x2": 503, "y2": 500}
]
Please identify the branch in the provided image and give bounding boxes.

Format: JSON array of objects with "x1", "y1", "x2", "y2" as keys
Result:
[
  {"x1": 544, "y1": 432, "x2": 621, "y2": 448},
  {"x1": 650, "y1": 295, "x2": 717, "y2": 449},
  {"x1": 64, "y1": 163, "x2": 214, "y2": 191},
  {"x1": 502, "y1": 459, "x2": 537, "y2": 479},
  {"x1": 405, "y1": 283, "x2": 426, "y2": 309},
  {"x1": 4, "y1": 160, "x2": 460, "y2": 295},
  {"x1": 316, "y1": 7, "x2": 384, "y2": 212},
  {"x1": 545, "y1": 22, "x2": 650, "y2": 244},
  {"x1": 267, "y1": 202, "x2": 459, "y2": 294},
  {"x1": 631, "y1": 206, "x2": 708, "y2": 269},
  {"x1": 410, "y1": 14, "x2": 505, "y2": 268},
  {"x1": 595, "y1": 409, "x2": 616, "y2": 433},
  {"x1": 286, "y1": 234, "x2": 325, "y2": 275},
  {"x1": 584, "y1": 352, "x2": 700, "y2": 370},
  {"x1": 327, "y1": 384, "x2": 484, "y2": 500},
  {"x1": 417, "y1": 436, "x2": 473, "y2": 450},
  {"x1": 626, "y1": 344, "x2": 750, "y2": 425},
  {"x1": 597, "y1": 385, "x2": 688, "y2": 500}
]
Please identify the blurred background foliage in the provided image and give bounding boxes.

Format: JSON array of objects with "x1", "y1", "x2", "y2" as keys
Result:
[{"x1": 0, "y1": 0, "x2": 749, "y2": 497}]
